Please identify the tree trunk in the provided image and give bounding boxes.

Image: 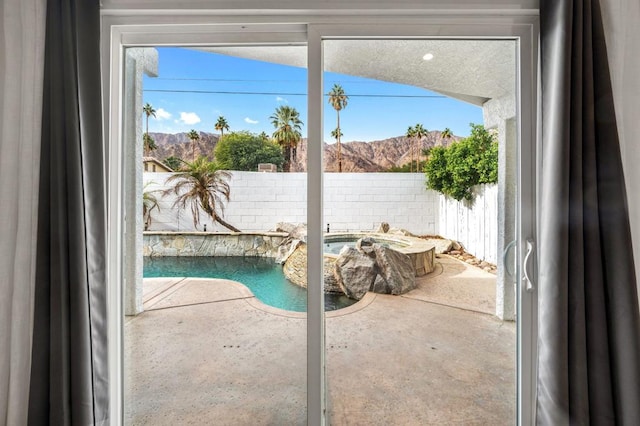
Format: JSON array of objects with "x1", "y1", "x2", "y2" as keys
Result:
[
  {"x1": 337, "y1": 111, "x2": 342, "y2": 172},
  {"x1": 215, "y1": 217, "x2": 241, "y2": 232},
  {"x1": 145, "y1": 115, "x2": 149, "y2": 157},
  {"x1": 283, "y1": 145, "x2": 291, "y2": 172},
  {"x1": 410, "y1": 137, "x2": 414, "y2": 172}
]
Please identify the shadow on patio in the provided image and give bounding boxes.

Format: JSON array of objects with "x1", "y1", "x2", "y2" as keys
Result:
[{"x1": 125, "y1": 255, "x2": 515, "y2": 425}]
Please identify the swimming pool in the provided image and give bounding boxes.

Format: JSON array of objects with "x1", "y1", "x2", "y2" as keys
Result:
[{"x1": 144, "y1": 256, "x2": 355, "y2": 312}]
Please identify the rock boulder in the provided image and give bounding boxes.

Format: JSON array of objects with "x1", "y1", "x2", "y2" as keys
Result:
[
  {"x1": 333, "y1": 238, "x2": 417, "y2": 300},
  {"x1": 371, "y1": 244, "x2": 416, "y2": 295},
  {"x1": 334, "y1": 246, "x2": 378, "y2": 300}
]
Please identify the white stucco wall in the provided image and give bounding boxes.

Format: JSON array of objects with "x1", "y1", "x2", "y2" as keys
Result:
[{"x1": 144, "y1": 171, "x2": 440, "y2": 236}]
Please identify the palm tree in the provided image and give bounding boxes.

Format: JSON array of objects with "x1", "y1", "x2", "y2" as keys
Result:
[
  {"x1": 186, "y1": 129, "x2": 200, "y2": 162},
  {"x1": 215, "y1": 116, "x2": 230, "y2": 138},
  {"x1": 142, "y1": 182, "x2": 161, "y2": 231},
  {"x1": 441, "y1": 127, "x2": 453, "y2": 143},
  {"x1": 331, "y1": 127, "x2": 344, "y2": 171},
  {"x1": 406, "y1": 125, "x2": 416, "y2": 172},
  {"x1": 413, "y1": 124, "x2": 428, "y2": 171},
  {"x1": 164, "y1": 157, "x2": 240, "y2": 232},
  {"x1": 328, "y1": 84, "x2": 348, "y2": 172},
  {"x1": 270, "y1": 105, "x2": 303, "y2": 172},
  {"x1": 143, "y1": 103, "x2": 156, "y2": 156}
]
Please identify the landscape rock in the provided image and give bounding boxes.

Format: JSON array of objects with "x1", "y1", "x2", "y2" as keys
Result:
[
  {"x1": 323, "y1": 257, "x2": 342, "y2": 293},
  {"x1": 275, "y1": 222, "x2": 307, "y2": 242},
  {"x1": 371, "y1": 244, "x2": 416, "y2": 295},
  {"x1": 355, "y1": 237, "x2": 376, "y2": 255},
  {"x1": 375, "y1": 222, "x2": 391, "y2": 233},
  {"x1": 334, "y1": 246, "x2": 378, "y2": 300},
  {"x1": 430, "y1": 238, "x2": 454, "y2": 254},
  {"x1": 274, "y1": 222, "x2": 308, "y2": 264},
  {"x1": 387, "y1": 227, "x2": 417, "y2": 237},
  {"x1": 276, "y1": 239, "x2": 301, "y2": 264}
]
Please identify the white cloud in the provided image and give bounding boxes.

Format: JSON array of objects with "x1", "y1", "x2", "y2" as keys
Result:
[
  {"x1": 154, "y1": 108, "x2": 172, "y2": 120},
  {"x1": 176, "y1": 112, "x2": 201, "y2": 125},
  {"x1": 244, "y1": 117, "x2": 259, "y2": 124},
  {"x1": 276, "y1": 96, "x2": 288, "y2": 103}
]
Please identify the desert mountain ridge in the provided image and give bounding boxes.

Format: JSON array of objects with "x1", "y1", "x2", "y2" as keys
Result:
[{"x1": 148, "y1": 130, "x2": 460, "y2": 172}]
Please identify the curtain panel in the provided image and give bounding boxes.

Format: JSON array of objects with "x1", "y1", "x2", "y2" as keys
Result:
[
  {"x1": 0, "y1": 0, "x2": 46, "y2": 425},
  {"x1": 538, "y1": 0, "x2": 640, "y2": 423},
  {"x1": 28, "y1": 0, "x2": 109, "y2": 424}
]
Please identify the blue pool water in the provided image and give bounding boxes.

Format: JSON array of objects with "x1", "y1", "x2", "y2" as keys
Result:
[{"x1": 143, "y1": 256, "x2": 356, "y2": 312}]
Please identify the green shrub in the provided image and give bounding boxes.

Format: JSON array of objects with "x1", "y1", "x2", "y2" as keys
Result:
[
  {"x1": 214, "y1": 131, "x2": 284, "y2": 171},
  {"x1": 424, "y1": 124, "x2": 498, "y2": 201}
]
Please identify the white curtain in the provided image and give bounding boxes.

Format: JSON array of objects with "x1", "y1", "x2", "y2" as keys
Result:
[
  {"x1": 0, "y1": 0, "x2": 46, "y2": 424},
  {"x1": 600, "y1": 0, "x2": 640, "y2": 309}
]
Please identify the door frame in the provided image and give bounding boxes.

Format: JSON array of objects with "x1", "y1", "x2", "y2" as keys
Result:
[{"x1": 101, "y1": 13, "x2": 538, "y2": 426}]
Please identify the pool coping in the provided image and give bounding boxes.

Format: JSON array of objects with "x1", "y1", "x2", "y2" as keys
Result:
[{"x1": 142, "y1": 276, "x2": 376, "y2": 319}]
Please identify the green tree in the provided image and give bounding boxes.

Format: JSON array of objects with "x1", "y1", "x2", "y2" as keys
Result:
[
  {"x1": 143, "y1": 133, "x2": 157, "y2": 157},
  {"x1": 270, "y1": 105, "x2": 303, "y2": 172},
  {"x1": 164, "y1": 157, "x2": 240, "y2": 232},
  {"x1": 441, "y1": 127, "x2": 453, "y2": 140},
  {"x1": 214, "y1": 131, "x2": 284, "y2": 171},
  {"x1": 215, "y1": 116, "x2": 230, "y2": 138},
  {"x1": 142, "y1": 103, "x2": 156, "y2": 156},
  {"x1": 328, "y1": 84, "x2": 348, "y2": 172},
  {"x1": 142, "y1": 182, "x2": 161, "y2": 231},
  {"x1": 186, "y1": 129, "x2": 200, "y2": 162},
  {"x1": 424, "y1": 123, "x2": 498, "y2": 201},
  {"x1": 163, "y1": 156, "x2": 183, "y2": 171}
]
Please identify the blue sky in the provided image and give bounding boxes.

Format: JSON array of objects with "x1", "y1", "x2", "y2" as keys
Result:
[{"x1": 142, "y1": 47, "x2": 482, "y2": 141}]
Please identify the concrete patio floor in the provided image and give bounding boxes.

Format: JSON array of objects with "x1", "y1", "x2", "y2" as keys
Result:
[{"x1": 125, "y1": 255, "x2": 515, "y2": 425}]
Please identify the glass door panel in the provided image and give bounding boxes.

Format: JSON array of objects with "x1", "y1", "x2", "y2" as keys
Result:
[
  {"x1": 321, "y1": 38, "x2": 518, "y2": 424},
  {"x1": 123, "y1": 44, "x2": 309, "y2": 424}
]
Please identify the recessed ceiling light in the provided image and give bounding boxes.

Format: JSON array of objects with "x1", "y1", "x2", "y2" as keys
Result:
[{"x1": 423, "y1": 53, "x2": 434, "y2": 61}]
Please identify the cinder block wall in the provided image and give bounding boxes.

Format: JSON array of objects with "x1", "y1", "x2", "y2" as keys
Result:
[
  {"x1": 144, "y1": 172, "x2": 438, "y2": 235},
  {"x1": 143, "y1": 171, "x2": 497, "y2": 262}
]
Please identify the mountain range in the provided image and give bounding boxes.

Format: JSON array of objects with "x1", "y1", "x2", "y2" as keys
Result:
[{"x1": 148, "y1": 130, "x2": 459, "y2": 172}]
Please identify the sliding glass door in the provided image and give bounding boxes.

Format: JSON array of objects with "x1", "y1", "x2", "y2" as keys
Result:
[{"x1": 105, "y1": 19, "x2": 538, "y2": 425}]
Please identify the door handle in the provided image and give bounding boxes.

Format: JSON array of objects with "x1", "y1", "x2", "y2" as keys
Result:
[{"x1": 523, "y1": 239, "x2": 535, "y2": 292}]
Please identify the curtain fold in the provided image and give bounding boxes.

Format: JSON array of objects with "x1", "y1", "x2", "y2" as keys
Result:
[
  {"x1": 538, "y1": 0, "x2": 640, "y2": 423},
  {"x1": 28, "y1": 0, "x2": 109, "y2": 424},
  {"x1": 0, "y1": 1, "x2": 46, "y2": 425}
]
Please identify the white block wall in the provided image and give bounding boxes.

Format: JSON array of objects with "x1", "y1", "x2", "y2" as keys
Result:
[
  {"x1": 143, "y1": 172, "x2": 438, "y2": 235},
  {"x1": 144, "y1": 172, "x2": 498, "y2": 263},
  {"x1": 438, "y1": 184, "x2": 498, "y2": 264}
]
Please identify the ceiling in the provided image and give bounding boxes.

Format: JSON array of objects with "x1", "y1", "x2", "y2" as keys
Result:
[{"x1": 199, "y1": 39, "x2": 516, "y2": 106}]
